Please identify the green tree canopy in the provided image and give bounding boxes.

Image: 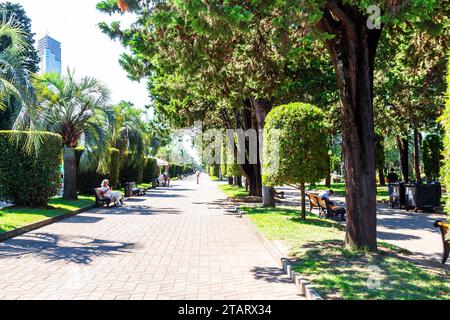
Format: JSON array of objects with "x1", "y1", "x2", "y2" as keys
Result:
[{"x1": 263, "y1": 102, "x2": 328, "y2": 219}]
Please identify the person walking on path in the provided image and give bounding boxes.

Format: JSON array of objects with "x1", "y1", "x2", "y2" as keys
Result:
[
  {"x1": 387, "y1": 168, "x2": 399, "y2": 195},
  {"x1": 196, "y1": 170, "x2": 201, "y2": 184}
]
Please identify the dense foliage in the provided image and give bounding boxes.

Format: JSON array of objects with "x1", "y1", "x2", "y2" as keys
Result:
[
  {"x1": 263, "y1": 103, "x2": 328, "y2": 218},
  {"x1": 440, "y1": 54, "x2": 450, "y2": 210},
  {"x1": 422, "y1": 134, "x2": 444, "y2": 181},
  {"x1": 0, "y1": 131, "x2": 62, "y2": 206},
  {"x1": 142, "y1": 157, "x2": 159, "y2": 183},
  {"x1": 75, "y1": 147, "x2": 121, "y2": 193}
]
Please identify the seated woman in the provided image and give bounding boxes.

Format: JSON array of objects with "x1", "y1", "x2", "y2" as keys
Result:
[{"x1": 100, "y1": 179, "x2": 124, "y2": 206}]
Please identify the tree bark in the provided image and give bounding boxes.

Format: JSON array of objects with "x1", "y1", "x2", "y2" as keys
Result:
[
  {"x1": 413, "y1": 129, "x2": 422, "y2": 182},
  {"x1": 300, "y1": 182, "x2": 306, "y2": 220},
  {"x1": 262, "y1": 186, "x2": 275, "y2": 207},
  {"x1": 251, "y1": 97, "x2": 275, "y2": 207},
  {"x1": 234, "y1": 176, "x2": 242, "y2": 187},
  {"x1": 63, "y1": 146, "x2": 78, "y2": 201},
  {"x1": 325, "y1": 153, "x2": 332, "y2": 188},
  {"x1": 375, "y1": 133, "x2": 386, "y2": 186},
  {"x1": 318, "y1": 3, "x2": 381, "y2": 251},
  {"x1": 228, "y1": 177, "x2": 234, "y2": 185},
  {"x1": 397, "y1": 135, "x2": 409, "y2": 183}
]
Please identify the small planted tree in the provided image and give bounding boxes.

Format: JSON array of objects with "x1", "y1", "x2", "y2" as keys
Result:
[{"x1": 263, "y1": 102, "x2": 329, "y2": 219}]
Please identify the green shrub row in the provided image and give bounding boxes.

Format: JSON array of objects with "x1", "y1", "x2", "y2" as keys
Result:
[
  {"x1": 169, "y1": 164, "x2": 194, "y2": 177},
  {"x1": 0, "y1": 131, "x2": 62, "y2": 207},
  {"x1": 142, "y1": 158, "x2": 160, "y2": 183},
  {"x1": 75, "y1": 147, "x2": 121, "y2": 193}
]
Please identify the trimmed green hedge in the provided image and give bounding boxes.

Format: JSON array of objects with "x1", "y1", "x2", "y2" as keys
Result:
[
  {"x1": 142, "y1": 158, "x2": 159, "y2": 183},
  {"x1": 75, "y1": 147, "x2": 120, "y2": 193},
  {"x1": 120, "y1": 152, "x2": 144, "y2": 184},
  {"x1": 0, "y1": 131, "x2": 62, "y2": 207}
]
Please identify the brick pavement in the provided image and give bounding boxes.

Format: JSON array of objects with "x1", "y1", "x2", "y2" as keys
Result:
[{"x1": 0, "y1": 176, "x2": 303, "y2": 300}]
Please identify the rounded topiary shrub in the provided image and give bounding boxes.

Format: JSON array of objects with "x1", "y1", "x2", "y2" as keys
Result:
[
  {"x1": 120, "y1": 152, "x2": 144, "y2": 184},
  {"x1": 0, "y1": 131, "x2": 62, "y2": 207}
]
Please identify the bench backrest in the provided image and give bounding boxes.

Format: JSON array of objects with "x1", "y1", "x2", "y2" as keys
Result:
[
  {"x1": 94, "y1": 188, "x2": 106, "y2": 200},
  {"x1": 307, "y1": 193, "x2": 319, "y2": 207},
  {"x1": 316, "y1": 196, "x2": 328, "y2": 210}
]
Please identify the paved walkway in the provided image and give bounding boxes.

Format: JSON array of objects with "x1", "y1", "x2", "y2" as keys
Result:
[
  {"x1": 277, "y1": 186, "x2": 446, "y2": 263},
  {"x1": 0, "y1": 176, "x2": 303, "y2": 300}
]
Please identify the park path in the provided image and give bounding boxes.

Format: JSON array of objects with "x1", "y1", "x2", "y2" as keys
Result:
[{"x1": 0, "y1": 176, "x2": 303, "y2": 300}]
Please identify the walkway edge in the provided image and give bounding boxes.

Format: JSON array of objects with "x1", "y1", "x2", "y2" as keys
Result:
[
  {"x1": 240, "y1": 209, "x2": 323, "y2": 300},
  {"x1": 0, "y1": 204, "x2": 96, "y2": 242}
]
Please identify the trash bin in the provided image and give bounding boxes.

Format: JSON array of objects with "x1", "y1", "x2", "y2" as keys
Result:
[
  {"x1": 124, "y1": 182, "x2": 133, "y2": 197},
  {"x1": 404, "y1": 182, "x2": 441, "y2": 212},
  {"x1": 390, "y1": 183, "x2": 406, "y2": 209}
]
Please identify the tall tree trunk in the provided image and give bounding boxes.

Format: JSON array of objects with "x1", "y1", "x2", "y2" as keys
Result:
[
  {"x1": 375, "y1": 133, "x2": 386, "y2": 186},
  {"x1": 237, "y1": 100, "x2": 263, "y2": 197},
  {"x1": 397, "y1": 136, "x2": 409, "y2": 183},
  {"x1": 300, "y1": 182, "x2": 306, "y2": 220},
  {"x1": 319, "y1": 3, "x2": 381, "y2": 251},
  {"x1": 413, "y1": 129, "x2": 422, "y2": 182},
  {"x1": 63, "y1": 146, "x2": 78, "y2": 201},
  {"x1": 228, "y1": 177, "x2": 233, "y2": 185},
  {"x1": 234, "y1": 176, "x2": 242, "y2": 187},
  {"x1": 251, "y1": 97, "x2": 275, "y2": 207},
  {"x1": 325, "y1": 152, "x2": 332, "y2": 188}
]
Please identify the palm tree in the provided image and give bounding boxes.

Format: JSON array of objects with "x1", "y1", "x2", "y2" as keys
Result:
[
  {"x1": 15, "y1": 70, "x2": 115, "y2": 200},
  {"x1": 113, "y1": 101, "x2": 149, "y2": 163},
  {"x1": 0, "y1": 14, "x2": 34, "y2": 123}
]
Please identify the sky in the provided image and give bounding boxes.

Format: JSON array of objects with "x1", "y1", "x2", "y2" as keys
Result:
[{"x1": 15, "y1": 0, "x2": 150, "y2": 111}]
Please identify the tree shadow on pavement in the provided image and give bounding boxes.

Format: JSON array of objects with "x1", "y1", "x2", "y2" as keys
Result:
[
  {"x1": 0, "y1": 232, "x2": 138, "y2": 264},
  {"x1": 250, "y1": 265, "x2": 294, "y2": 284}
]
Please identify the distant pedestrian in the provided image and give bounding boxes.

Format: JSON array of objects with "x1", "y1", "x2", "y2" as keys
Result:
[
  {"x1": 196, "y1": 170, "x2": 201, "y2": 184},
  {"x1": 387, "y1": 168, "x2": 399, "y2": 195}
]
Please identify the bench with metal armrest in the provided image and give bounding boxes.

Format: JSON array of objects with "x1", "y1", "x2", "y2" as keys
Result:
[
  {"x1": 94, "y1": 188, "x2": 121, "y2": 207},
  {"x1": 434, "y1": 220, "x2": 449, "y2": 264}
]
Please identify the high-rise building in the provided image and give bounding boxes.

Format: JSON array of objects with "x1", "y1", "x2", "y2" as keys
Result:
[{"x1": 37, "y1": 35, "x2": 62, "y2": 75}]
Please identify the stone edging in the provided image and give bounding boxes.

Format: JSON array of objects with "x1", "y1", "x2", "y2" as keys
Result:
[
  {"x1": 0, "y1": 204, "x2": 96, "y2": 242},
  {"x1": 238, "y1": 207, "x2": 323, "y2": 300}
]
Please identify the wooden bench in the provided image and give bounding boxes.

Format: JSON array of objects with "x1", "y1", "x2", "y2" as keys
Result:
[
  {"x1": 275, "y1": 191, "x2": 285, "y2": 199},
  {"x1": 129, "y1": 182, "x2": 147, "y2": 196},
  {"x1": 315, "y1": 195, "x2": 346, "y2": 221},
  {"x1": 94, "y1": 188, "x2": 116, "y2": 207},
  {"x1": 434, "y1": 220, "x2": 449, "y2": 264},
  {"x1": 307, "y1": 192, "x2": 322, "y2": 214}
]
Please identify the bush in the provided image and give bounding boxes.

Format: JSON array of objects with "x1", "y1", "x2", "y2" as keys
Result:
[
  {"x1": 0, "y1": 131, "x2": 62, "y2": 207},
  {"x1": 120, "y1": 152, "x2": 143, "y2": 184},
  {"x1": 142, "y1": 158, "x2": 159, "y2": 183},
  {"x1": 75, "y1": 147, "x2": 120, "y2": 193},
  {"x1": 263, "y1": 102, "x2": 328, "y2": 218}
]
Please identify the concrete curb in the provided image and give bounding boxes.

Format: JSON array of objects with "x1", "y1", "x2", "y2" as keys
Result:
[
  {"x1": 0, "y1": 204, "x2": 96, "y2": 242},
  {"x1": 238, "y1": 207, "x2": 324, "y2": 300}
]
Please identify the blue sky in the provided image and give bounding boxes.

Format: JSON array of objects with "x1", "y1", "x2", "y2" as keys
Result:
[{"x1": 15, "y1": 0, "x2": 150, "y2": 110}]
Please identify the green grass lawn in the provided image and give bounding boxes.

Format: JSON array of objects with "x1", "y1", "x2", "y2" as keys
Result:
[
  {"x1": 218, "y1": 184, "x2": 248, "y2": 198},
  {"x1": 242, "y1": 206, "x2": 450, "y2": 300},
  {"x1": 0, "y1": 195, "x2": 95, "y2": 234}
]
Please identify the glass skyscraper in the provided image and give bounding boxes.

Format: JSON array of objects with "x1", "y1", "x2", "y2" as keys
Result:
[{"x1": 37, "y1": 35, "x2": 62, "y2": 75}]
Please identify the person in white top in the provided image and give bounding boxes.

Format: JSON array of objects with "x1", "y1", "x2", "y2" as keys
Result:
[
  {"x1": 100, "y1": 179, "x2": 123, "y2": 206},
  {"x1": 196, "y1": 170, "x2": 201, "y2": 184},
  {"x1": 319, "y1": 190, "x2": 335, "y2": 205}
]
